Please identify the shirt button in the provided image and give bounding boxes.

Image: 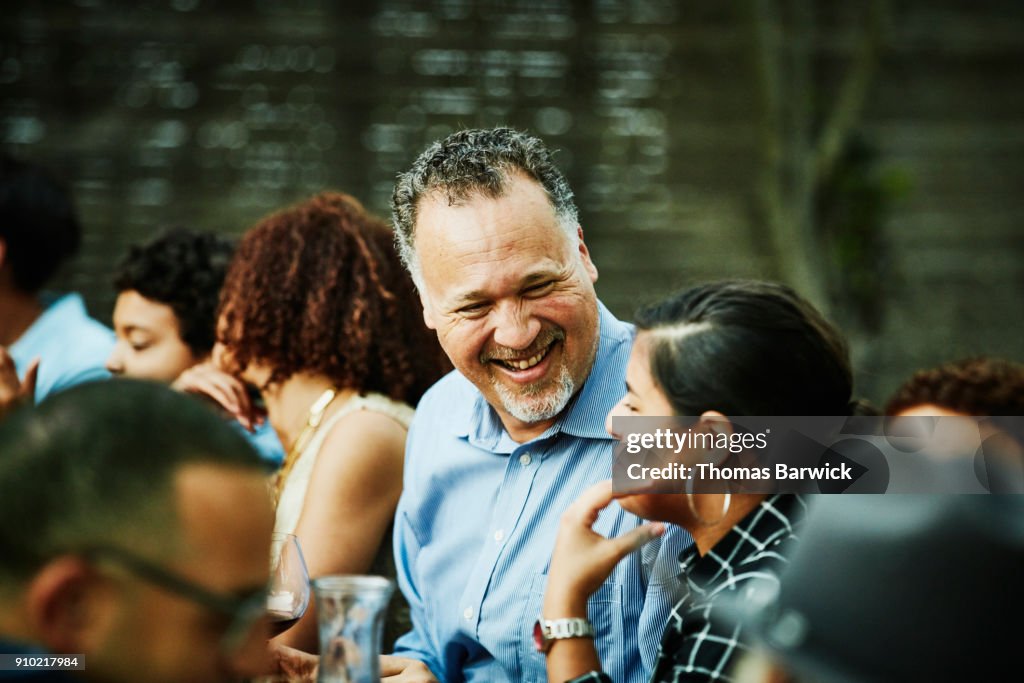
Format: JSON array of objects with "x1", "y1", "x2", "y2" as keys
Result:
[
  {"x1": 463, "y1": 607, "x2": 474, "y2": 621},
  {"x1": 493, "y1": 529, "x2": 505, "y2": 543},
  {"x1": 520, "y1": 453, "x2": 532, "y2": 466}
]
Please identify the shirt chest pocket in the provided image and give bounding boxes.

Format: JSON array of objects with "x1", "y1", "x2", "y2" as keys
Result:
[{"x1": 518, "y1": 572, "x2": 625, "y2": 683}]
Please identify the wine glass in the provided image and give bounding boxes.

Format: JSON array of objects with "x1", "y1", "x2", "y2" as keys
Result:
[{"x1": 266, "y1": 532, "x2": 310, "y2": 637}]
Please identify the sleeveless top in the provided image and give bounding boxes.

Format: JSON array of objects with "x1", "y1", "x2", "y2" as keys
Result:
[
  {"x1": 273, "y1": 391, "x2": 415, "y2": 650},
  {"x1": 274, "y1": 391, "x2": 415, "y2": 536}
]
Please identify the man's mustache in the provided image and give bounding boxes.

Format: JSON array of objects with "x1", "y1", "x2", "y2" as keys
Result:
[{"x1": 480, "y1": 327, "x2": 565, "y2": 363}]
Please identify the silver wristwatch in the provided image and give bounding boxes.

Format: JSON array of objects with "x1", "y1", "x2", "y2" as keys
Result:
[{"x1": 533, "y1": 617, "x2": 596, "y2": 653}]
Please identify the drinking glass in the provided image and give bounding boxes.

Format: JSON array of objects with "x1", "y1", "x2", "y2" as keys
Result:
[
  {"x1": 314, "y1": 575, "x2": 394, "y2": 683},
  {"x1": 266, "y1": 532, "x2": 310, "y2": 637}
]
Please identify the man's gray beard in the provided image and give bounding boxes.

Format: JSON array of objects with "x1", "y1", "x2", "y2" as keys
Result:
[{"x1": 492, "y1": 363, "x2": 576, "y2": 424}]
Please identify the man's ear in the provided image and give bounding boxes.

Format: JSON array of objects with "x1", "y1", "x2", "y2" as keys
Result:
[
  {"x1": 0, "y1": 237, "x2": 7, "y2": 271},
  {"x1": 575, "y1": 226, "x2": 599, "y2": 284},
  {"x1": 25, "y1": 556, "x2": 117, "y2": 654}
]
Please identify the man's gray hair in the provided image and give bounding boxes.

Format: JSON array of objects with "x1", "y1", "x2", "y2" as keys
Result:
[{"x1": 391, "y1": 127, "x2": 579, "y2": 284}]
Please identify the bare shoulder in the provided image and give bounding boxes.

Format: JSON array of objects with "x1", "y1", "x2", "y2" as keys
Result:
[
  {"x1": 314, "y1": 407, "x2": 408, "y2": 477},
  {"x1": 324, "y1": 407, "x2": 408, "y2": 448}
]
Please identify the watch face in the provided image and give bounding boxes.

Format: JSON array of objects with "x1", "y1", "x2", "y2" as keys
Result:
[{"x1": 533, "y1": 619, "x2": 546, "y2": 652}]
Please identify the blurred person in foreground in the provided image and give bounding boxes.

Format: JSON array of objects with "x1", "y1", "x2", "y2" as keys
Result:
[
  {"x1": 0, "y1": 155, "x2": 112, "y2": 408},
  {"x1": 105, "y1": 227, "x2": 282, "y2": 465},
  {"x1": 726, "y1": 493, "x2": 1024, "y2": 683},
  {"x1": 0, "y1": 380, "x2": 316, "y2": 682},
  {"x1": 543, "y1": 280, "x2": 856, "y2": 682},
  {"x1": 176, "y1": 192, "x2": 448, "y2": 653},
  {"x1": 385, "y1": 127, "x2": 691, "y2": 683}
]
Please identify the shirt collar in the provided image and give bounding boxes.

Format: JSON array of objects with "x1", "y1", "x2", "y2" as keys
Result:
[{"x1": 450, "y1": 300, "x2": 634, "y2": 452}]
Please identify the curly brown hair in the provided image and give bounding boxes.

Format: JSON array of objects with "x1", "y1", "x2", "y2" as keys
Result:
[
  {"x1": 886, "y1": 357, "x2": 1024, "y2": 416},
  {"x1": 217, "y1": 192, "x2": 449, "y2": 405}
]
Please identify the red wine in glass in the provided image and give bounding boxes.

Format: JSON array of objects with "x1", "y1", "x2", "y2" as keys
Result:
[
  {"x1": 267, "y1": 610, "x2": 301, "y2": 637},
  {"x1": 266, "y1": 533, "x2": 310, "y2": 637}
]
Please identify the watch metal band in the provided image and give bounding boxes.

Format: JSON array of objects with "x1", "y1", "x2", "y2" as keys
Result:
[{"x1": 542, "y1": 617, "x2": 595, "y2": 640}]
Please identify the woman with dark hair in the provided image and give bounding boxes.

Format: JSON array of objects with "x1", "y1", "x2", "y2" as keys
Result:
[
  {"x1": 106, "y1": 228, "x2": 283, "y2": 464},
  {"x1": 541, "y1": 280, "x2": 854, "y2": 683},
  {"x1": 181, "y1": 192, "x2": 448, "y2": 653},
  {"x1": 107, "y1": 228, "x2": 235, "y2": 382}
]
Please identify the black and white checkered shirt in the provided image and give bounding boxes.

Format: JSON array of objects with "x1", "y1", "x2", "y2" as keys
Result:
[{"x1": 568, "y1": 495, "x2": 807, "y2": 683}]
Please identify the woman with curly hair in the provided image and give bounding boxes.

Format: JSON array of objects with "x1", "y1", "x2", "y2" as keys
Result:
[
  {"x1": 886, "y1": 356, "x2": 1024, "y2": 461},
  {"x1": 886, "y1": 356, "x2": 1024, "y2": 419},
  {"x1": 179, "y1": 192, "x2": 448, "y2": 652}
]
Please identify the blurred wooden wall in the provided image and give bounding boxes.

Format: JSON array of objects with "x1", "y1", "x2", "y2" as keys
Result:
[{"x1": 2, "y1": 0, "x2": 1021, "y2": 402}]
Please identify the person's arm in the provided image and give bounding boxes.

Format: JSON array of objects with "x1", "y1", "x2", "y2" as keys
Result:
[
  {"x1": 389, "y1": 429, "x2": 445, "y2": 680},
  {"x1": 274, "y1": 410, "x2": 407, "y2": 652},
  {"x1": 389, "y1": 508, "x2": 443, "y2": 678},
  {"x1": 544, "y1": 481, "x2": 664, "y2": 683},
  {"x1": 380, "y1": 654, "x2": 440, "y2": 682}
]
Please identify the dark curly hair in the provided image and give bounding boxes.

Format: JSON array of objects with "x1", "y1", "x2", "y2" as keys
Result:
[
  {"x1": 113, "y1": 228, "x2": 235, "y2": 357},
  {"x1": 218, "y1": 192, "x2": 448, "y2": 405},
  {"x1": 0, "y1": 154, "x2": 81, "y2": 293},
  {"x1": 886, "y1": 357, "x2": 1024, "y2": 416}
]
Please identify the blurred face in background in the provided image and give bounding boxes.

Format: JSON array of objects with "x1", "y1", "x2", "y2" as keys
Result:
[
  {"x1": 107, "y1": 290, "x2": 202, "y2": 382},
  {"x1": 890, "y1": 404, "x2": 985, "y2": 459},
  {"x1": 892, "y1": 403, "x2": 1024, "y2": 488}
]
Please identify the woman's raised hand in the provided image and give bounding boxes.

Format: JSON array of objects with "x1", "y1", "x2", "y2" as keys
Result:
[{"x1": 544, "y1": 480, "x2": 665, "y2": 619}]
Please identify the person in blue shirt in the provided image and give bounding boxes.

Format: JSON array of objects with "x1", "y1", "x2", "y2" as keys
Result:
[
  {"x1": 105, "y1": 227, "x2": 283, "y2": 466},
  {"x1": 0, "y1": 155, "x2": 113, "y2": 404},
  {"x1": 385, "y1": 127, "x2": 692, "y2": 683}
]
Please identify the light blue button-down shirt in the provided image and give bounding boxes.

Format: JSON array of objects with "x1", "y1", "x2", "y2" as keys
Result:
[
  {"x1": 9, "y1": 292, "x2": 114, "y2": 402},
  {"x1": 393, "y1": 301, "x2": 692, "y2": 683}
]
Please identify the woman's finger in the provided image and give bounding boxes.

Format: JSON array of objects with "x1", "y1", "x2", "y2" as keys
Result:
[
  {"x1": 178, "y1": 372, "x2": 239, "y2": 414},
  {"x1": 607, "y1": 522, "x2": 665, "y2": 560}
]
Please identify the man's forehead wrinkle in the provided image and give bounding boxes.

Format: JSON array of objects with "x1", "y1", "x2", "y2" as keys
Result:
[
  {"x1": 441, "y1": 228, "x2": 564, "y2": 269},
  {"x1": 449, "y1": 258, "x2": 562, "y2": 303},
  {"x1": 424, "y1": 206, "x2": 558, "y2": 251}
]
